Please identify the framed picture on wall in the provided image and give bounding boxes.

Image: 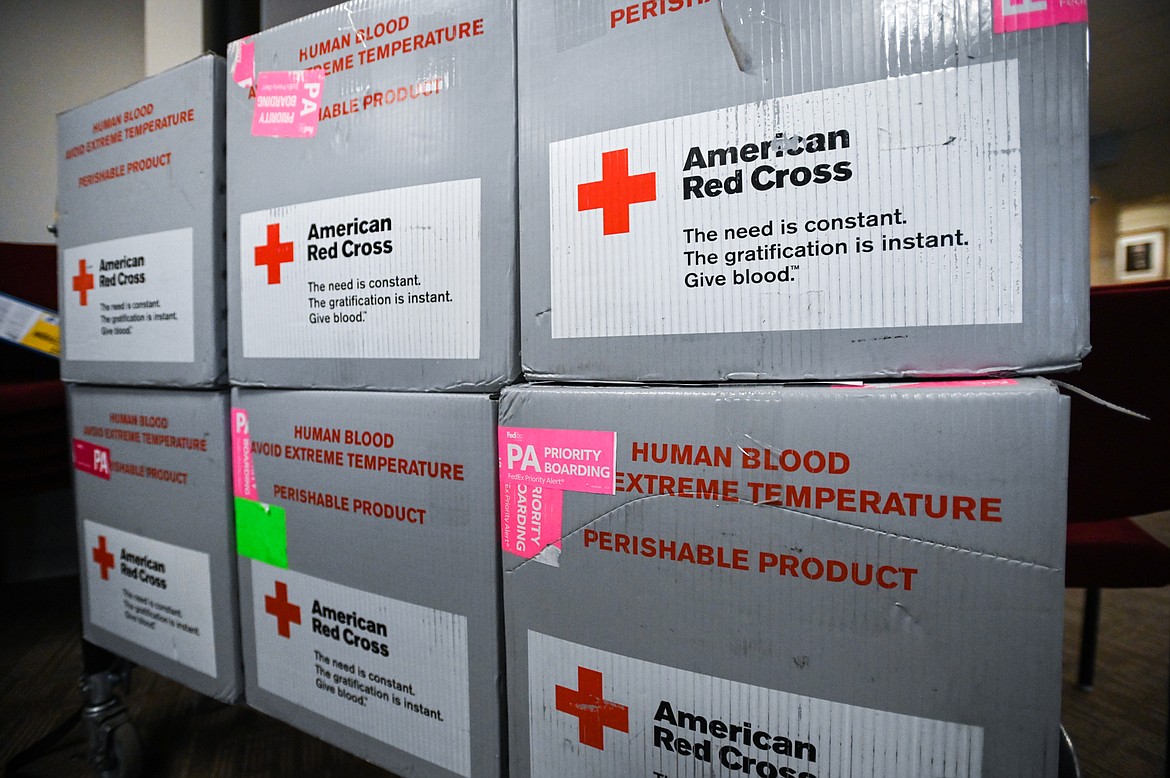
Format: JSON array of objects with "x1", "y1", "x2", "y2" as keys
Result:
[{"x1": 1115, "y1": 230, "x2": 1166, "y2": 282}]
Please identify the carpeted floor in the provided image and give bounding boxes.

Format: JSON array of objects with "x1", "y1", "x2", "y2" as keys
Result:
[
  {"x1": 1061, "y1": 512, "x2": 1170, "y2": 777},
  {"x1": 2, "y1": 514, "x2": 1167, "y2": 777},
  {"x1": 0, "y1": 575, "x2": 385, "y2": 778}
]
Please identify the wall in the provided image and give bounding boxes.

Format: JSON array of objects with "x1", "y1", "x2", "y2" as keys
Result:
[
  {"x1": 1118, "y1": 199, "x2": 1170, "y2": 235},
  {"x1": 1089, "y1": 185, "x2": 1120, "y2": 287},
  {"x1": 1089, "y1": 196, "x2": 1170, "y2": 286},
  {"x1": 145, "y1": 0, "x2": 203, "y2": 76},
  {"x1": 0, "y1": 0, "x2": 144, "y2": 244}
]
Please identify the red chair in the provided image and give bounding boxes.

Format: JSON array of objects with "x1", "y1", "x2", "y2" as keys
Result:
[
  {"x1": 0, "y1": 242, "x2": 70, "y2": 517},
  {"x1": 1063, "y1": 279, "x2": 1170, "y2": 776}
]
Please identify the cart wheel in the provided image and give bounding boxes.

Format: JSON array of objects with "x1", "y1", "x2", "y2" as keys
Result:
[{"x1": 98, "y1": 722, "x2": 143, "y2": 778}]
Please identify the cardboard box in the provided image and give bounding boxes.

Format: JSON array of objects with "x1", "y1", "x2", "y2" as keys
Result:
[
  {"x1": 226, "y1": 0, "x2": 517, "y2": 391},
  {"x1": 57, "y1": 55, "x2": 226, "y2": 387},
  {"x1": 519, "y1": 1, "x2": 1089, "y2": 382},
  {"x1": 232, "y1": 389, "x2": 503, "y2": 776},
  {"x1": 499, "y1": 379, "x2": 1069, "y2": 777},
  {"x1": 70, "y1": 385, "x2": 241, "y2": 702}
]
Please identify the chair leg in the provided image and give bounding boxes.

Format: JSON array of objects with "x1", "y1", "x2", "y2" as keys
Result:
[
  {"x1": 1058, "y1": 723, "x2": 1081, "y2": 778},
  {"x1": 1078, "y1": 588, "x2": 1101, "y2": 690}
]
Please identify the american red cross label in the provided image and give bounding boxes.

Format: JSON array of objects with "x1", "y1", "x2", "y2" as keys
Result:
[
  {"x1": 249, "y1": 560, "x2": 472, "y2": 776},
  {"x1": 82, "y1": 520, "x2": 217, "y2": 676},
  {"x1": 548, "y1": 61, "x2": 1023, "y2": 340},
  {"x1": 238, "y1": 182, "x2": 481, "y2": 360},
  {"x1": 528, "y1": 631, "x2": 985, "y2": 777},
  {"x1": 62, "y1": 228, "x2": 195, "y2": 363}
]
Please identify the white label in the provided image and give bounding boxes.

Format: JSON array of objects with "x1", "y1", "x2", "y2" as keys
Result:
[
  {"x1": 63, "y1": 228, "x2": 195, "y2": 361},
  {"x1": 528, "y1": 631, "x2": 984, "y2": 777},
  {"x1": 83, "y1": 520, "x2": 217, "y2": 676},
  {"x1": 250, "y1": 560, "x2": 472, "y2": 776},
  {"x1": 549, "y1": 61, "x2": 1022, "y2": 338},
  {"x1": 239, "y1": 181, "x2": 481, "y2": 359}
]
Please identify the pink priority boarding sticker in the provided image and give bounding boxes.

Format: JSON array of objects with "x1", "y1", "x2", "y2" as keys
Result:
[
  {"x1": 252, "y1": 70, "x2": 325, "y2": 138},
  {"x1": 231, "y1": 407, "x2": 258, "y2": 500},
  {"x1": 73, "y1": 438, "x2": 111, "y2": 480},
  {"x1": 498, "y1": 426, "x2": 617, "y2": 562},
  {"x1": 993, "y1": 0, "x2": 1087, "y2": 34}
]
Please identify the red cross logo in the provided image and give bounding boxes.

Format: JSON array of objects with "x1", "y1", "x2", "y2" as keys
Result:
[
  {"x1": 92, "y1": 536, "x2": 116, "y2": 580},
  {"x1": 555, "y1": 666, "x2": 629, "y2": 750},
  {"x1": 254, "y1": 223, "x2": 294, "y2": 285},
  {"x1": 578, "y1": 148, "x2": 657, "y2": 236},
  {"x1": 72, "y1": 259, "x2": 95, "y2": 306},
  {"x1": 264, "y1": 580, "x2": 301, "y2": 638}
]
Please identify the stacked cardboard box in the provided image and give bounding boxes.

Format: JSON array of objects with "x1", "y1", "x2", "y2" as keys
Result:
[
  {"x1": 503, "y1": 1, "x2": 1088, "y2": 776},
  {"x1": 58, "y1": 55, "x2": 227, "y2": 388},
  {"x1": 68, "y1": 387, "x2": 240, "y2": 701},
  {"x1": 499, "y1": 380, "x2": 1069, "y2": 776},
  {"x1": 226, "y1": 0, "x2": 517, "y2": 392},
  {"x1": 226, "y1": 1, "x2": 515, "y2": 774},
  {"x1": 231, "y1": 390, "x2": 502, "y2": 777},
  {"x1": 518, "y1": 0, "x2": 1089, "y2": 383},
  {"x1": 57, "y1": 55, "x2": 242, "y2": 702}
]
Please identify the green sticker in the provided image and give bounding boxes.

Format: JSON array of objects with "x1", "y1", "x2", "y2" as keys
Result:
[{"x1": 235, "y1": 497, "x2": 288, "y2": 568}]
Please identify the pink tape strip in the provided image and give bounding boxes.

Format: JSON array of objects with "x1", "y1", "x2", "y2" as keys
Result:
[
  {"x1": 832, "y1": 378, "x2": 1019, "y2": 390},
  {"x1": 897, "y1": 378, "x2": 1019, "y2": 389},
  {"x1": 499, "y1": 480, "x2": 564, "y2": 560},
  {"x1": 232, "y1": 37, "x2": 255, "y2": 88},
  {"x1": 252, "y1": 70, "x2": 324, "y2": 138},
  {"x1": 993, "y1": 0, "x2": 1087, "y2": 33},
  {"x1": 231, "y1": 407, "x2": 258, "y2": 500},
  {"x1": 498, "y1": 426, "x2": 617, "y2": 560},
  {"x1": 72, "y1": 438, "x2": 111, "y2": 480}
]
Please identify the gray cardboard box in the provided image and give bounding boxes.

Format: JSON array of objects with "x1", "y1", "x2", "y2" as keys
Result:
[
  {"x1": 500, "y1": 379, "x2": 1069, "y2": 777},
  {"x1": 70, "y1": 385, "x2": 241, "y2": 702},
  {"x1": 232, "y1": 389, "x2": 503, "y2": 776},
  {"x1": 519, "y1": 1, "x2": 1089, "y2": 382},
  {"x1": 226, "y1": 0, "x2": 517, "y2": 391},
  {"x1": 57, "y1": 55, "x2": 226, "y2": 387}
]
